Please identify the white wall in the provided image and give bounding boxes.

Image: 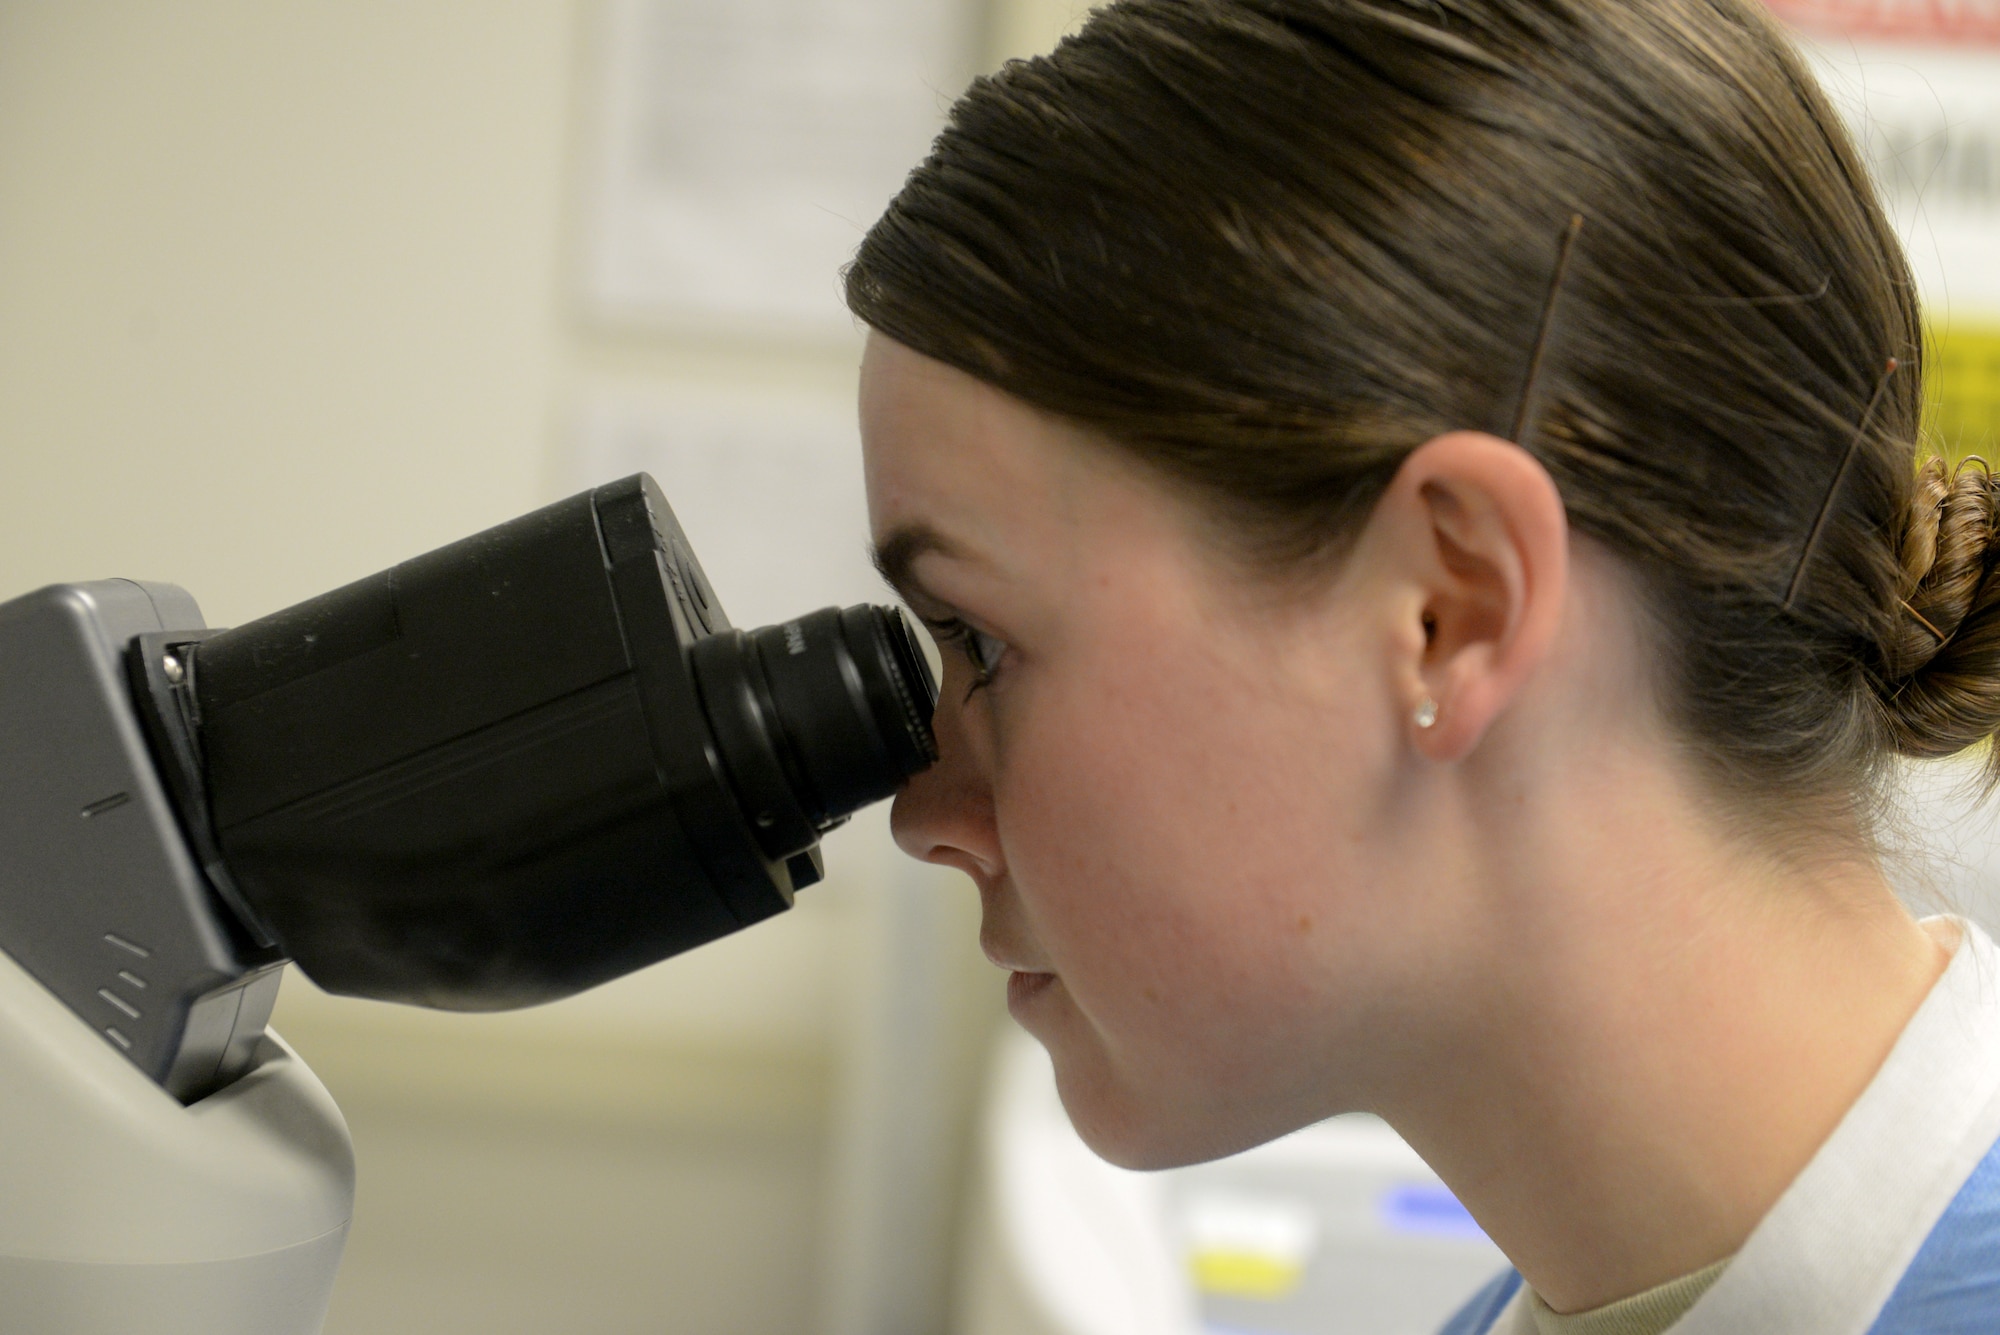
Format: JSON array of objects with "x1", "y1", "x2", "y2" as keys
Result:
[
  {"x1": 988, "y1": 0, "x2": 1097, "y2": 59},
  {"x1": 0, "y1": 2, "x2": 567, "y2": 627}
]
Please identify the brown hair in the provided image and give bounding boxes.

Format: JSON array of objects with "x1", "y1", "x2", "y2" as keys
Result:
[{"x1": 845, "y1": 0, "x2": 2000, "y2": 835}]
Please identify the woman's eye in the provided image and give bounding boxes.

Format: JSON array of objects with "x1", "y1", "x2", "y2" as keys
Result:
[
  {"x1": 965, "y1": 627, "x2": 1007, "y2": 679},
  {"x1": 923, "y1": 617, "x2": 1008, "y2": 695}
]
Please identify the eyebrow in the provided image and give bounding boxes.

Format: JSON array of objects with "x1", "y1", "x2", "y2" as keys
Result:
[{"x1": 871, "y1": 523, "x2": 964, "y2": 604}]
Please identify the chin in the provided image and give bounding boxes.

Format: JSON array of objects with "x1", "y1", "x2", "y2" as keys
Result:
[
  {"x1": 1047, "y1": 1041, "x2": 1278, "y2": 1172},
  {"x1": 1026, "y1": 984, "x2": 1319, "y2": 1170}
]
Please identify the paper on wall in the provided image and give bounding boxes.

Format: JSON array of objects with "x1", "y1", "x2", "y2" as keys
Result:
[
  {"x1": 572, "y1": 385, "x2": 886, "y2": 631},
  {"x1": 582, "y1": 0, "x2": 976, "y2": 339}
]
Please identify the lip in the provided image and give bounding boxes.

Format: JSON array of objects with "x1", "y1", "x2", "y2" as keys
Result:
[
  {"x1": 1007, "y1": 970, "x2": 1057, "y2": 1014},
  {"x1": 980, "y1": 935, "x2": 1049, "y2": 976}
]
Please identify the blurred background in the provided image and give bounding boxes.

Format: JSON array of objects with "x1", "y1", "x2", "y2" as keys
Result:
[{"x1": 0, "y1": 4, "x2": 1994, "y2": 1335}]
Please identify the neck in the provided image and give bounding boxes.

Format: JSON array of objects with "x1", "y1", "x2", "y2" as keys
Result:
[{"x1": 1377, "y1": 749, "x2": 1949, "y2": 1314}]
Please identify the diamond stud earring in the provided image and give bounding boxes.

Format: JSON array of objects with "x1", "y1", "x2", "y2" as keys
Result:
[{"x1": 1413, "y1": 698, "x2": 1439, "y2": 729}]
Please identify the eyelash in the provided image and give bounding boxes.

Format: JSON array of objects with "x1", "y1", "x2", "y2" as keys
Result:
[{"x1": 923, "y1": 616, "x2": 1007, "y2": 699}]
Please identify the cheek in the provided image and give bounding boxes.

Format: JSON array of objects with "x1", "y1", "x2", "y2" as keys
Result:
[{"x1": 991, "y1": 627, "x2": 1401, "y2": 1100}]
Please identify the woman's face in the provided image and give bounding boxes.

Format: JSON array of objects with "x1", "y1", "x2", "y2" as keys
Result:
[{"x1": 859, "y1": 336, "x2": 1461, "y2": 1169}]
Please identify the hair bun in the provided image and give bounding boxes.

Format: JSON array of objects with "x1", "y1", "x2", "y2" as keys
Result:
[{"x1": 1881, "y1": 456, "x2": 2000, "y2": 758}]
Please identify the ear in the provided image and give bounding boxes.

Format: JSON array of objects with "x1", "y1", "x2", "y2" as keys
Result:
[{"x1": 1375, "y1": 431, "x2": 1570, "y2": 762}]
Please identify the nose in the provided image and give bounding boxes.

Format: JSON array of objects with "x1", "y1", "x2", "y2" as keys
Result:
[{"x1": 890, "y1": 675, "x2": 1003, "y2": 882}]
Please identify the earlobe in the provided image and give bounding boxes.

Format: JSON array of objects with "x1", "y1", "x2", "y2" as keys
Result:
[{"x1": 1391, "y1": 432, "x2": 1570, "y2": 762}]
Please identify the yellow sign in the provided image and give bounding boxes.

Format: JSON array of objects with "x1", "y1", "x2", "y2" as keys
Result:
[
  {"x1": 1179, "y1": 1190, "x2": 1319, "y2": 1301},
  {"x1": 1932, "y1": 324, "x2": 2000, "y2": 458},
  {"x1": 1188, "y1": 1249, "x2": 1310, "y2": 1301}
]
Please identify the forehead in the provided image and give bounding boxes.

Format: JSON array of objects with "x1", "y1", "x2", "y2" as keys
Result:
[
  {"x1": 856, "y1": 334, "x2": 1259, "y2": 622},
  {"x1": 858, "y1": 335, "x2": 1078, "y2": 543}
]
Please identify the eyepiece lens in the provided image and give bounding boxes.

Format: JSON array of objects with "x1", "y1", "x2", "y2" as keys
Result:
[
  {"x1": 849, "y1": 604, "x2": 938, "y2": 773},
  {"x1": 692, "y1": 604, "x2": 940, "y2": 857}
]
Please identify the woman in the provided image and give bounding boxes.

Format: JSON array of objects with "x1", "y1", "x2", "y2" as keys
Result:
[{"x1": 847, "y1": 1, "x2": 2000, "y2": 1331}]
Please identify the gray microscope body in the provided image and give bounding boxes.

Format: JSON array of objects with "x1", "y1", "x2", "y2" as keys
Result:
[{"x1": 0, "y1": 578, "x2": 351, "y2": 1333}]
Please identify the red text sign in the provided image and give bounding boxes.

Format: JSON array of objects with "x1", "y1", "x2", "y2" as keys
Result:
[{"x1": 1767, "y1": 0, "x2": 2000, "y2": 43}]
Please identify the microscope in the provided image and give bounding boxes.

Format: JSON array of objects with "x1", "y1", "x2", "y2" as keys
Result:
[{"x1": 0, "y1": 474, "x2": 937, "y2": 1334}]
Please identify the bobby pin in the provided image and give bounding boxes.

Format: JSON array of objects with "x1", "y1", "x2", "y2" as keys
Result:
[
  {"x1": 1782, "y1": 358, "x2": 1901, "y2": 611},
  {"x1": 1509, "y1": 213, "x2": 1587, "y2": 446},
  {"x1": 1900, "y1": 597, "x2": 1945, "y2": 642}
]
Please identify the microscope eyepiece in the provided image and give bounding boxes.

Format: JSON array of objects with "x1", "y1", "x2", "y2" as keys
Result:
[{"x1": 692, "y1": 605, "x2": 937, "y2": 862}]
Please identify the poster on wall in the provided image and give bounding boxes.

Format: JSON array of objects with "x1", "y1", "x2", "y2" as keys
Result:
[
  {"x1": 569, "y1": 386, "x2": 883, "y2": 632},
  {"x1": 1774, "y1": 0, "x2": 2000, "y2": 450},
  {"x1": 581, "y1": 0, "x2": 977, "y2": 341}
]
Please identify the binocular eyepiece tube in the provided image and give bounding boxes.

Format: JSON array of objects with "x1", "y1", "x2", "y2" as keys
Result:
[{"x1": 133, "y1": 474, "x2": 938, "y2": 1012}]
